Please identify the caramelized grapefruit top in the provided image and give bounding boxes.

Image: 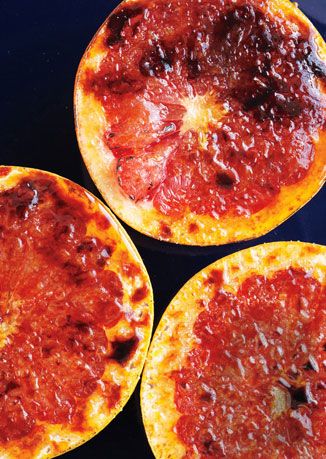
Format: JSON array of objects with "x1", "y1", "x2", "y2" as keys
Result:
[
  {"x1": 141, "y1": 242, "x2": 326, "y2": 458},
  {"x1": 0, "y1": 166, "x2": 152, "y2": 459},
  {"x1": 75, "y1": 0, "x2": 326, "y2": 245}
]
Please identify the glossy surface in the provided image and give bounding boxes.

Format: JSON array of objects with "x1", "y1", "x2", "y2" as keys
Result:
[
  {"x1": 0, "y1": 170, "x2": 143, "y2": 451},
  {"x1": 1, "y1": 0, "x2": 325, "y2": 457},
  {"x1": 173, "y1": 268, "x2": 325, "y2": 457},
  {"x1": 83, "y1": 0, "x2": 325, "y2": 218}
]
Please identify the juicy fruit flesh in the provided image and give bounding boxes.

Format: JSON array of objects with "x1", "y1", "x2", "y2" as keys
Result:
[
  {"x1": 83, "y1": 0, "x2": 326, "y2": 218},
  {"x1": 0, "y1": 173, "x2": 142, "y2": 444},
  {"x1": 173, "y1": 268, "x2": 325, "y2": 458}
]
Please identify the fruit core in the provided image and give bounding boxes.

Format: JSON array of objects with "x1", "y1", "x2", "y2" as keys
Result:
[{"x1": 181, "y1": 94, "x2": 227, "y2": 146}]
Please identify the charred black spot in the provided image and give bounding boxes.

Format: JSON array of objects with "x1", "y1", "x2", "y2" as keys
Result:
[
  {"x1": 84, "y1": 70, "x2": 144, "y2": 97},
  {"x1": 248, "y1": 21, "x2": 276, "y2": 54},
  {"x1": 203, "y1": 440, "x2": 213, "y2": 451},
  {"x1": 186, "y1": 36, "x2": 202, "y2": 79},
  {"x1": 139, "y1": 43, "x2": 174, "y2": 77},
  {"x1": 221, "y1": 130, "x2": 229, "y2": 141},
  {"x1": 109, "y1": 336, "x2": 139, "y2": 364},
  {"x1": 106, "y1": 7, "x2": 143, "y2": 46},
  {"x1": 187, "y1": 57, "x2": 201, "y2": 79},
  {"x1": 132, "y1": 20, "x2": 141, "y2": 36},
  {"x1": 225, "y1": 4, "x2": 257, "y2": 28},
  {"x1": 5, "y1": 381, "x2": 20, "y2": 394},
  {"x1": 303, "y1": 360, "x2": 314, "y2": 371},
  {"x1": 215, "y1": 4, "x2": 259, "y2": 41},
  {"x1": 42, "y1": 346, "x2": 54, "y2": 356},
  {"x1": 215, "y1": 5, "x2": 307, "y2": 122},
  {"x1": 202, "y1": 439, "x2": 222, "y2": 455},
  {"x1": 216, "y1": 172, "x2": 236, "y2": 188},
  {"x1": 15, "y1": 205, "x2": 27, "y2": 219},
  {"x1": 106, "y1": 76, "x2": 144, "y2": 94},
  {"x1": 77, "y1": 239, "x2": 96, "y2": 253},
  {"x1": 216, "y1": 4, "x2": 277, "y2": 55},
  {"x1": 289, "y1": 386, "x2": 308, "y2": 409},
  {"x1": 232, "y1": 74, "x2": 277, "y2": 115},
  {"x1": 200, "y1": 391, "x2": 213, "y2": 403},
  {"x1": 242, "y1": 86, "x2": 273, "y2": 111},
  {"x1": 238, "y1": 78, "x2": 302, "y2": 120},
  {"x1": 74, "y1": 321, "x2": 91, "y2": 333}
]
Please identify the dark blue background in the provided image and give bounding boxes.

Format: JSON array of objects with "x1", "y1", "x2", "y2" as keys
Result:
[{"x1": 0, "y1": 1, "x2": 325, "y2": 457}]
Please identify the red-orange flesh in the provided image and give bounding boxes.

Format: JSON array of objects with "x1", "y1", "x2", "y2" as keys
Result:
[
  {"x1": 0, "y1": 166, "x2": 153, "y2": 458},
  {"x1": 174, "y1": 268, "x2": 325, "y2": 457}
]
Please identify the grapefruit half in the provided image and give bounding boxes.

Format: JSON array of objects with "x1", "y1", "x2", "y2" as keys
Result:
[
  {"x1": 0, "y1": 165, "x2": 153, "y2": 458},
  {"x1": 75, "y1": 0, "x2": 326, "y2": 245},
  {"x1": 141, "y1": 241, "x2": 326, "y2": 458}
]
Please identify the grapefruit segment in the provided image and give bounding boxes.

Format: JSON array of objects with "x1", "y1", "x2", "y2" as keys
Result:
[
  {"x1": 117, "y1": 136, "x2": 178, "y2": 202},
  {"x1": 75, "y1": 0, "x2": 326, "y2": 245}
]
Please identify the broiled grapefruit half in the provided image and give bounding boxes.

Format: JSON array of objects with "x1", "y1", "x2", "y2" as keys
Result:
[
  {"x1": 141, "y1": 241, "x2": 326, "y2": 458},
  {"x1": 75, "y1": 0, "x2": 326, "y2": 246},
  {"x1": 0, "y1": 165, "x2": 153, "y2": 459}
]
